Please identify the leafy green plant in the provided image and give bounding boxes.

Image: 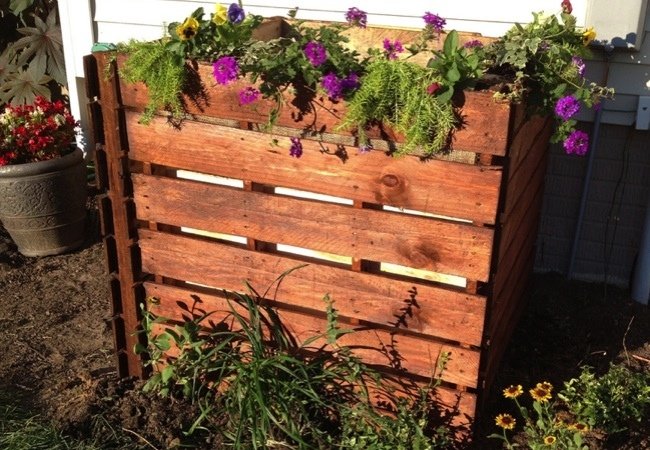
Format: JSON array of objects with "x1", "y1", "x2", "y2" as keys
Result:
[
  {"x1": 482, "y1": 10, "x2": 614, "y2": 148},
  {"x1": 559, "y1": 363, "x2": 650, "y2": 435},
  {"x1": 337, "y1": 58, "x2": 457, "y2": 156},
  {"x1": 338, "y1": 28, "x2": 485, "y2": 156},
  {"x1": 490, "y1": 382, "x2": 590, "y2": 450},
  {"x1": 136, "y1": 275, "x2": 453, "y2": 449},
  {"x1": 117, "y1": 40, "x2": 188, "y2": 124},
  {"x1": 0, "y1": 0, "x2": 66, "y2": 105}
]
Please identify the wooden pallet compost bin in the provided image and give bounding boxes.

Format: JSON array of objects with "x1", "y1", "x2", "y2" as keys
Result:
[{"x1": 84, "y1": 23, "x2": 552, "y2": 428}]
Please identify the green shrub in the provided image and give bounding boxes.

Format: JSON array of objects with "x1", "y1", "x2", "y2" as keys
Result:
[{"x1": 559, "y1": 363, "x2": 650, "y2": 435}]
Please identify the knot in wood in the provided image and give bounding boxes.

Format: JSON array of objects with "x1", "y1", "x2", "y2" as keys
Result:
[{"x1": 381, "y1": 174, "x2": 400, "y2": 188}]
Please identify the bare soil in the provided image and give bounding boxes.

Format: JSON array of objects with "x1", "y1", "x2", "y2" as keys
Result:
[{"x1": 0, "y1": 197, "x2": 648, "y2": 449}]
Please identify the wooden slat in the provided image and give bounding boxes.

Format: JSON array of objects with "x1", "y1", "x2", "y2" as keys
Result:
[
  {"x1": 92, "y1": 52, "x2": 145, "y2": 378},
  {"x1": 144, "y1": 282, "x2": 481, "y2": 388},
  {"x1": 126, "y1": 113, "x2": 503, "y2": 224},
  {"x1": 133, "y1": 173, "x2": 494, "y2": 281},
  {"x1": 137, "y1": 229, "x2": 487, "y2": 348}
]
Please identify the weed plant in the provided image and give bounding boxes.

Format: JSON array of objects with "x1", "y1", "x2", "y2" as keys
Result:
[
  {"x1": 137, "y1": 276, "x2": 453, "y2": 449},
  {"x1": 559, "y1": 363, "x2": 650, "y2": 435}
]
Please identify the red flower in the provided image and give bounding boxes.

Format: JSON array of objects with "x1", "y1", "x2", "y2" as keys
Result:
[
  {"x1": 561, "y1": 0, "x2": 573, "y2": 14},
  {"x1": 0, "y1": 96, "x2": 78, "y2": 166},
  {"x1": 427, "y1": 82, "x2": 441, "y2": 96}
]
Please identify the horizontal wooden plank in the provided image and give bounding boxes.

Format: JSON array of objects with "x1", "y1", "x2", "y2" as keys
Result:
[
  {"x1": 126, "y1": 112, "x2": 503, "y2": 224},
  {"x1": 137, "y1": 229, "x2": 487, "y2": 348},
  {"x1": 144, "y1": 282, "x2": 481, "y2": 388},
  {"x1": 133, "y1": 173, "x2": 494, "y2": 280},
  {"x1": 116, "y1": 56, "x2": 513, "y2": 155}
]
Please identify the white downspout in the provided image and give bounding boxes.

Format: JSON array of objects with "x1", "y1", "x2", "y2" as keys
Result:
[{"x1": 57, "y1": 0, "x2": 96, "y2": 158}]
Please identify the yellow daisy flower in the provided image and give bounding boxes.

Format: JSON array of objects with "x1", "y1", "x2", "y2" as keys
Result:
[
  {"x1": 212, "y1": 3, "x2": 228, "y2": 26},
  {"x1": 582, "y1": 27, "x2": 596, "y2": 45},
  {"x1": 537, "y1": 381, "x2": 553, "y2": 392},
  {"x1": 530, "y1": 385, "x2": 552, "y2": 402},
  {"x1": 495, "y1": 413, "x2": 516, "y2": 430},
  {"x1": 176, "y1": 17, "x2": 199, "y2": 41},
  {"x1": 544, "y1": 435, "x2": 557, "y2": 445},
  {"x1": 569, "y1": 422, "x2": 590, "y2": 434},
  {"x1": 503, "y1": 384, "x2": 524, "y2": 399}
]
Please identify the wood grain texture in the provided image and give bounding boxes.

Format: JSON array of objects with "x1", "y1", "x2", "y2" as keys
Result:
[
  {"x1": 132, "y1": 173, "x2": 494, "y2": 280},
  {"x1": 143, "y1": 281, "x2": 481, "y2": 389},
  {"x1": 125, "y1": 112, "x2": 503, "y2": 224},
  {"x1": 137, "y1": 228, "x2": 487, "y2": 349}
]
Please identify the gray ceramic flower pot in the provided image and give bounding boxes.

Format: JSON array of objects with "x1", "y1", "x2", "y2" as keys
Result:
[{"x1": 0, "y1": 148, "x2": 87, "y2": 256}]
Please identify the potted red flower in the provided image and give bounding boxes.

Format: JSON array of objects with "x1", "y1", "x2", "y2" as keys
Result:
[{"x1": 0, "y1": 97, "x2": 87, "y2": 256}]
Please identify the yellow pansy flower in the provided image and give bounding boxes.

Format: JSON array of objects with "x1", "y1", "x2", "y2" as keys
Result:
[
  {"x1": 213, "y1": 3, "x2": 228, "y2": 26},
  {"x1": 176, "y1": 17, "x2": 199, "y2": 41},
  {"x1": 582, "y1": 27, "x2": 596, "y2": 46}
]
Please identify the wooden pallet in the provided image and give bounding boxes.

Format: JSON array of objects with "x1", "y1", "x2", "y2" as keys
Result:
[{"x1": 83, "y1": 41, "x2": 552, "y2": 429}]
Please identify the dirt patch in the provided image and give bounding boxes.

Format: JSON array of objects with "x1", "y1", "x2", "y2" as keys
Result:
[{"x1": 0, "y1": 198, "x2": 648, "y2": 449}]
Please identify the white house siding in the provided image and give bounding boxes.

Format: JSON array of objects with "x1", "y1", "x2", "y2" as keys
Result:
[{"x1": 61, "y1": 0, "x2": 650, "y2": 287}]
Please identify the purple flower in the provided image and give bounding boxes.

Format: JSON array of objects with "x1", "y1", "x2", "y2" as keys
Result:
[
  {"x1": 341, "y1": 72, "x2": 360, "y2": 92},
  {"x1": 423, "y1": 12, "x2": 446, "y2": 32},
  {"x1": 289, "y1": 137, "x2": 303, "y2": 158},
  {"x1": 321, "y1": 72, "x2": 360, "y2": 100},
  {"x1": 554, "y1": 95, "x2": 581, "y2": 120},
  {"x1": 345, "y1": 7, "x2": 367, "y2": 28},
  {"x1": 228, "y1": 3, "x2": 245, "y2": 24},
  {"x1": 213, "y1": 56, "x2": 239, "y2": 85},
  {"x1": 358, "y1": 142, "x2": 373, "y2": 153},
  {"x1": 239, "y1": 86, "x2": 260, "y2": 105},
  {"x1": 383, "y1": 39, "x2": 403, "y2": 60},
  {"x1": 304, "y1": 41, "x2": 327, "y2": 67},
  {"x1": 321, "y1": 73, "x2": 343, "y2": 99},
  {"x1": 572, "y1": 56, "x2": 586, "y2": 78},
  {"x1": 464, "y1": 39, "x2": 483, "y2": 49},
  {"x1": 563, "y1": 130, "x2": 589, "y2": 155}
]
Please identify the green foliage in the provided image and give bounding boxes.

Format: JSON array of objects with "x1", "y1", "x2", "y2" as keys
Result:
[
  {"x1": 338, "y1": 58, "x2": 457, "y2": 156},
  {"x1": 136, "y1": 277, "x2": 452, "y2": 449},
  {"x1": 117, "y1": 40, "x2": 186, "y2": 124},
  {"x1": 0, "y1": 0, "x2": 66, "y2": 105},
  {"x1": 482, "y1": 11, "x2": 614, "y2": 144},
  {"x1": 239, "y1": 21, "x2": 365, "y2": 98},
  {"x1": 427, "y1": 30, "x2": 485, "y2": 101},
  {"x1": 559, "y1": 363, "x2": 650, "y2": 435}
]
